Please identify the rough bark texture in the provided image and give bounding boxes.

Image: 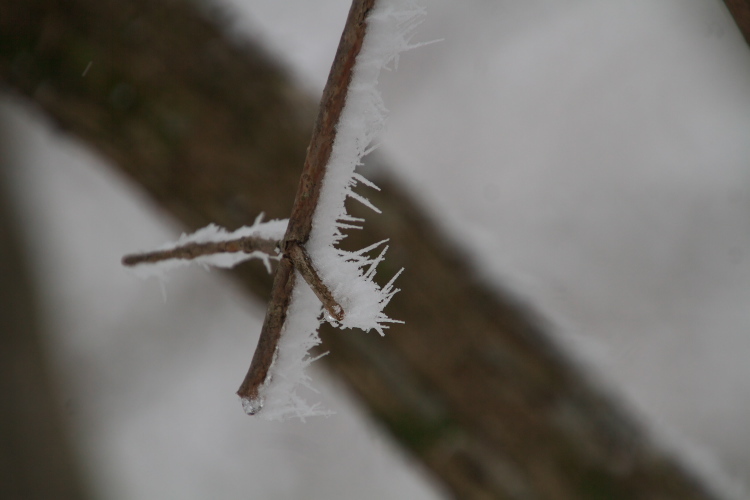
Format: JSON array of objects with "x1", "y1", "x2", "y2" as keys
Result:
[
  {"x1": 0, "y1": 0, "x2": 737, "y2": 498},
  {"x1": 0, "y1": 126, "x2": 90, "y2": 499}
]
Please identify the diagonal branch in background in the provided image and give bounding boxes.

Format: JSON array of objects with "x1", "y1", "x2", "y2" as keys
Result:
[
  {"x1": 0, "y1": 0, "x2": 742, "y2": 497},
  {"x1": 723, "y1": 0, "x2": 750, "y2": 47},
  {"x1": 236, "y1": 0, "x2": 374, "y2": 411}
]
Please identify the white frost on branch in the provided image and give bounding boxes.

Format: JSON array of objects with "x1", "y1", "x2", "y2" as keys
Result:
[
  {"x1": 307, "y1": 0, "x2": 426, "y2": 333},
  {"x1": 125, "y1": 0, "x2": 425, "y2": 421},
  {"x1": 248, "y1": 281, "x2": 332, "y2": 421},
  {"x1": 127, "y1": 214, "x2": 287, "y2": 280},
  {"x1": 256, "y1": 0, "x2": 425, "y2": 420}
]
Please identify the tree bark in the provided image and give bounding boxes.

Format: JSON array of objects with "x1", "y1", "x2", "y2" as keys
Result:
[
  {"x1": 723, "y1": 0, "x2": 750, "y2": 47},
  {"x1": 0, "y1": 0, "x2": 735, "y2": 498}
]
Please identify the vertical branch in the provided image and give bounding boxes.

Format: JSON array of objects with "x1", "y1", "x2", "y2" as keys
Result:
[
  {"x1": 236, "y1": 257, "x2": 296, "y2": 413},
  {"x1": 235, "y1": 0, "x2": 376, "y2": 408},
  {"x1": 284, "y1": 0, "x2": 376, "y2": 245}
]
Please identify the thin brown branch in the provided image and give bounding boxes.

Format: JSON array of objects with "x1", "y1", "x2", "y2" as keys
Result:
[
  {"x1": 121, "y1": 236, "x2": 279, "y2": 267},
  {"x1": 235, "y1": 0, "x2": 376, "y2": 406},
  {"x1": 235, "y1": 256, "x2": 296, "y2": 413},
  {"x1": 284, "y1": 0, "x2": 376, "y2": 245},
  {"x1": 287, "y1": 242, "x2": 344, "y2": 322}
]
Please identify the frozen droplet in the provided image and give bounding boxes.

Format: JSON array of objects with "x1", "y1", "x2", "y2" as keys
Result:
[
  {"x1": 323, "y1": 309, "x2": 341, "y2": 326},
  {"x1": 240, "y1": 396, "x2": 264, "y2": 415}
]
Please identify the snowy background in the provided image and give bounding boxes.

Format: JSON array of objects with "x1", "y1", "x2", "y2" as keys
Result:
[{"x1": 3, "y1": 0, "x2": 750, "y2": 498}]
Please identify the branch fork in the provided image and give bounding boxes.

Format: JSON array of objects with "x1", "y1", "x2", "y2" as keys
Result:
[
  {"x1": 123, "y1": 0, "x2": 377, "y2": 416},
  {"x1": 235, "y1": 0, "x2": 376, "y2": 413},
  {"x1": 123, "y1": 235, "x2": 345, "y2": 324}
]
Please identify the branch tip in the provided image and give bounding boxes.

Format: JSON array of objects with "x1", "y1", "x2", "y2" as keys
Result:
[{"x1": 287, "y1": 241, "x2": 345, "y2": 322}]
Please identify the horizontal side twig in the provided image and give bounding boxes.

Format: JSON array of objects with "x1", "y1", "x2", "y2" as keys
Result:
[{"x1": 121, "y1": 236, "x2": 279, "y2": 267}]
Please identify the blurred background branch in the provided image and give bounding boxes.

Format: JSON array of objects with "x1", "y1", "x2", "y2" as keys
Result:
[{"x1": 722, "y1": 0, "x2": 750, "y2": 46}]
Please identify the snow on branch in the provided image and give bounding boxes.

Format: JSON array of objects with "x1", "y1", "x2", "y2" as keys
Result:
[
  {"x1": 122, "y1": 215, "x2": 287, "y2": 277},
  {"x1": 123, "y1": 0, "x2": 424, "y2": 421},
  {"x1": 236, "y1": 0, "x2": 423, "y2": 421}
]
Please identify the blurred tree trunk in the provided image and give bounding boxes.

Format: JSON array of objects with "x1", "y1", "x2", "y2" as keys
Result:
[
  {"x1": 0, "y1": 123, "x2": 90, "y2": 499},
  {"x1": 0, "y1": 0, "x2": 740, "y2": 498},
  {"x1": 723, "y1": 0, "x2": 750, "y2": 46}
]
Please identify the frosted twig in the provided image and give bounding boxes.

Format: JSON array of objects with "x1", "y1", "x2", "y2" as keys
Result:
[
  {"x1": 235, "y1": 0, "x2": 377, "y2": 410},
  {"x1": 123, "y1": 0, "x2": 409, "y2": 418},
  {"x1": 236, "y1": 256, "x2": 296, "y2": 414},
  {"x1": 122, "y1": 235, "x2": 279, "y2": 267},
  {"x1": 287, "y1": 242, "x2": 344, "y2": 322}
]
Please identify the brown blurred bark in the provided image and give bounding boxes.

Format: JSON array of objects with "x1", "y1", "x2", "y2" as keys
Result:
[
  {"x1": 723, "y1": 0, "x2": 750, "y2": 47},
  {"x1": 0, "y1": 126, "x2": 89, "y2": 498},
  {"x1": 0, "y1": 0, "x2": 735, "y2": 498}
]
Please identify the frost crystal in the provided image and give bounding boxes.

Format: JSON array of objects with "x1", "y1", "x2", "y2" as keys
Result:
[{"x1": 306, "y1": 0, "x2": 426, "y2": 334}]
